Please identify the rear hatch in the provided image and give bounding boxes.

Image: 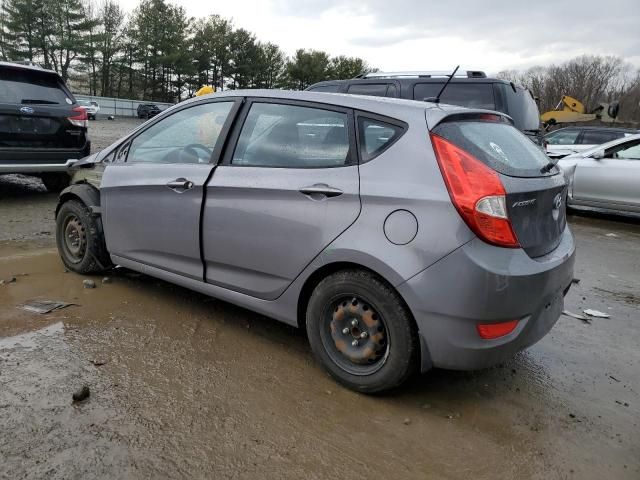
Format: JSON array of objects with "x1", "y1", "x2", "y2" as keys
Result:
[
  {"x1": 0, "y1": 65, "x2": 87, "y2": 156},
  {"x1": 429, "y1": 112, "x2": 566, "y2": 258}
]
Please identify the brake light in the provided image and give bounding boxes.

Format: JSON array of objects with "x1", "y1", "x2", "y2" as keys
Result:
[
  {"x1": 477, "y1": 320, "x2": 519, "y2": 339},
  {"x1": 68, "y1": 106, "x2": 88, "y2": 128},
  {"x1": 430, "y1": 133, "x2": 519, "y2": 248}
]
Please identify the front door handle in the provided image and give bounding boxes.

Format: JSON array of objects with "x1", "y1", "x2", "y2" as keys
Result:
[
  {"x1": 166, "y1": 178, "x2": 194, "y2": 192},
  {"x1": 299, "y1": 184, "x2": 343, "y2": 198}
]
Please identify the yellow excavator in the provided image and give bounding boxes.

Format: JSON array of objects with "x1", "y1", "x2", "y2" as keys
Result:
[{"x1": 541, "y1": 95, "x2": 619, "y2": 126}]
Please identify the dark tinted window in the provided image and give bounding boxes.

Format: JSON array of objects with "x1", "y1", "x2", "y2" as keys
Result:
[
  {"x1": 386, "y1": 84, "x2": 398, "y2": 97},
  {"x1": 307, "y1": 84, "x2": 341, "y2": 93},
  {"x1": 347, "y1": 83, "x2": 389, "y2": 97},
  {"x1": 0, "y1": 68, "x2": 71, "y2": 105},
  {"x1": 433, "y1": 120, "x2": 551, "y2": 177},
  {"x1": 232, "y1": 103, "x2": 350, "y2": 168},
  {"x1": 579, "y1": 130, "x2": 625, "y2": 144},
  {"x1": 358, "y1": 118, "x2": 405, "y2": 162},
  {"x1": 545, "y1": 129, "x2": 580, "y2": 145},
  {"x1": 505, "y1": 86, "x2": 540, "y2": 132},
  {"x1": 414, "y1": 83, "x2": 495, "y2": 109}
]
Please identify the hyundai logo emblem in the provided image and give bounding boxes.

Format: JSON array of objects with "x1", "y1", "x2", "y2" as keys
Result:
[{"x1": 20, "y1": 106, "x2": 35, "y2": 114}]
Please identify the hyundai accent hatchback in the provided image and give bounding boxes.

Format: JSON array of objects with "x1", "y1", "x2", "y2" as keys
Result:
[{"x1": 55, "y1": 90, "x2": 575, "y2": 393}]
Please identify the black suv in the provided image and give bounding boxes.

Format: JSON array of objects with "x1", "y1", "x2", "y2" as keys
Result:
[
  {"x1": 0, "y1": 62, "x2": 90, "y2": 191},
  {"x1": 306, "y1": 70, "x2": 542, "y2": 143},
  {"x1": 137, "y1": 103, "x2": 161, "y2": 119}
]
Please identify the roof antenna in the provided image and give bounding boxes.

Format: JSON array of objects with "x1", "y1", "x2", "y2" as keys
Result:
[{"x1": 425, "y1": 65, "x2": 459, "y2": 104}]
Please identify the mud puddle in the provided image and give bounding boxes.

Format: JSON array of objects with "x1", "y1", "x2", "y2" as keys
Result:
[{"x1": 1, "y1": 246, "x2": 639, "y2": 479}]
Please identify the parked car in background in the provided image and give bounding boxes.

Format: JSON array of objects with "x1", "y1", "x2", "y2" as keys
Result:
[
  {"x1": 137, "y1": 103, "x2": 161, "y2": 119},
  {"x1": 55, "y1": 90, "x2": 574, "y2": 393},
  {"x1": 306, "y1": 70, "x2": 543, "y2": 144},
  {"x1": 545, "y1": 126, "x2": 637, "y2": 159},
  {"x1": 558, "y1": 133, "x2": 640, "y2": 215},
  {"x1": 77, "y1": 99, "x2": 100, "y2": 120},
  {"x1": 0, "y1": 61, "x2": 90, "y2": 191}
]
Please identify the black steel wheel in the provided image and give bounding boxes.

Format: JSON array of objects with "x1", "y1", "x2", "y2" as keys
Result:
[
  {"x1": 56, "y1": 199, "x2": 111, "y2": 274},
  {"x1": 306, "y1": 270, "x2": 419, "y2": 393}
]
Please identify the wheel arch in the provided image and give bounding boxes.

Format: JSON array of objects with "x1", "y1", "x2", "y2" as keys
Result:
[{"x1": 56, "y1": 182, "x2": 101, "y2": 218}]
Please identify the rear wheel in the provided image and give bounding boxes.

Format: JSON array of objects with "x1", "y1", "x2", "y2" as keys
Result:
[
  {"x1": 56, "y1": 199, "x2": 111, "y2": 274},
  {"x1": 306, "y1": 270, "x2": 419, "y2": 393},
  {"x1": 41, "y1": 172, "x2": 70, "y2": 192}
]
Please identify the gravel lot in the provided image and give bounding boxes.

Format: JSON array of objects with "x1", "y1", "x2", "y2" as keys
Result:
[{"x1": 0, "y1": 117, "x2": 638, "y2": 479}]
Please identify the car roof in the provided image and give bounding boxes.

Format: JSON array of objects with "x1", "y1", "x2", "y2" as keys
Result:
[
  {"x1": 309, "y1": 77, "x2": 512, "y2": 87},
  {"x1": 0, "y1": 61, "x2": 61, "y2": 78},
  {"x1": 183, "y1": 89, "x2": 501, "y2": 122}
]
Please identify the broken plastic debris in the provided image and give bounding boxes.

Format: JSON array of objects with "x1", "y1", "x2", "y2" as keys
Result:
[
  {"x1": 583, "y1": 309, "x2": 610, "y2": 318},
  {"x1": 562, "y1": 310, "x2": 591, "y2": 324},
  {"x1": 18, "y1": 300, "x2": 74, "y2": 314}
]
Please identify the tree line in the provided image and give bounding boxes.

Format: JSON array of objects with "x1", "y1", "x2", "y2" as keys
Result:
[
  {"x1": 0, "y1": 0, "x2": 373, "y2": 101},
  {"x1": 498, "y1": 55, "x2": 640, "y2": 123}
]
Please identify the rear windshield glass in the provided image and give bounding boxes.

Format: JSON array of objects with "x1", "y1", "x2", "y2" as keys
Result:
[
  {"x1": 414, "y1": 83, "x2": 495, "y2": 109},
  {"x1": 506, "y1": 87, "x2": 540, "y2": 132},
  {"x1": 433, "y1": 120, "x2": 552, "y2": 177},
  {"x1": 0, "y1": 68, "x2": 71, "y2": 105}
]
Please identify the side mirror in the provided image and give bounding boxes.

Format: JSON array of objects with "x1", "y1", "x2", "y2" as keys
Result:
[{"x1": 591, "y1": 149, "x2": 605, "y2": 160}]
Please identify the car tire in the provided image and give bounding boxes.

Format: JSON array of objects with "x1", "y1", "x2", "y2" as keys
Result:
[
  {"x1": 56, "y1": 199, "x2": 112, "y2": 274},
  {"x1": 41, "y1": 172, "x2": 70, "y2": 192},
  {"x1": 306, "y1": 269, "x2": 419, "y2": 393}
]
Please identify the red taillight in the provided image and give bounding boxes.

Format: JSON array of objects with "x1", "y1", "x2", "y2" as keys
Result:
[
  {"x1": 476, "y1": 320, "x2": 519, "y2": 339},
  {"x1": 430, "y1": 133, "x2": 519, "y2": 248},
  {"x1": 68, "y1": 106, "x2": 88, "y2": 127}
]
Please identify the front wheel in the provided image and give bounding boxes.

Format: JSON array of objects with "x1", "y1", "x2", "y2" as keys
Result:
[
  {"x1": 56, "y1": 199, "x2": 111, "y2": 274},
  {"x1": 306, "y1": 270, "x2": 419, "y2": 393}
]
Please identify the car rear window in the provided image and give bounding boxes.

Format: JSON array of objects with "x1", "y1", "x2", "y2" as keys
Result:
[
  {"x1": 433, "y1": 120, "x2": 552, "y2": 177},
  {"x1": 307, "y1": 84, "x2": 341, "y2": 93},
  {"x1": 414, "y1": 83, "x2": 495, "y2": 109},
  {"x1": 505, "y1": 86, "x2": 540, "y2": 132},
  {"x1": 0, "y1": 68, "x2": 71, "y2": 105}
]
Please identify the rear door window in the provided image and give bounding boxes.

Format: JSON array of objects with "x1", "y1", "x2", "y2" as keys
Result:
[
  {"x1": 358, "y1": 117, "x2": 406, "y2": 162},
  {"x1": 347, "y1": 83, "x2": 389, "y2": 97},
  {"x1": 579, "y1": 130, "x2": 625, "y2": 144},
  {"x1": 0, "y1": 68, "x2": 71, "y2": 105},
  {"x1": 413, "y1": 83, "x2": 495, "y2": 109},
  {"x1": 433, "y1": 120, "x2": 551, "y2": 177},
  {"x1": 232, "y1": 103, "x2": 351, "y2": 168}
]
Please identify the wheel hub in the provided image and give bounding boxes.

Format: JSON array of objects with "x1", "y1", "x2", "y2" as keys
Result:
[
  {"x1": 63, "y1": 216, "x2": 86, "y2": 259},
  {"x1": 330, "y1": 297, "x2": 387, "y2": 365}
]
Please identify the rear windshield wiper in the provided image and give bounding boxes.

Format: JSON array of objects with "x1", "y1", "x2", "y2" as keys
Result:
[
  {"x1": 540, "y1": 158, "x2": 559, "y2": 173},
  {"x1": 21, "y1": 99, "x2": 59, "y2": 105}
]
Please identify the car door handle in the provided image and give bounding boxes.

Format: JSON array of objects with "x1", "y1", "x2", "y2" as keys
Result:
[
  {"x1": 166, "y1": 178, "x2": 194, "y2": 191},
  {"x1": 299, "y1": 184, "x2": 343, "y2": 198}
]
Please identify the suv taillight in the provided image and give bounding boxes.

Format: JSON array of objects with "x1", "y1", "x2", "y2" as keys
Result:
[
  {"x1": 430, "y1": 133, "x2": 519, "y2": 248},
  {"x1": 68, "y1": 107, "x2": 88, "y2": 128}
]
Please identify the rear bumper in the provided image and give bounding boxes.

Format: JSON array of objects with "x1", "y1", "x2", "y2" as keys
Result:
[
  {"x1": 398, "y1": 226, "x2": 576, "y2": 371},
  {"x1": 0, "y1": 143, "x2": 90, "y2": 174}
]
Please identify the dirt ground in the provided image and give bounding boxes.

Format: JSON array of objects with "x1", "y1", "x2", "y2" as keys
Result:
[{"x1": 0, "y1": 118, "x2": 638, "y2": 479}]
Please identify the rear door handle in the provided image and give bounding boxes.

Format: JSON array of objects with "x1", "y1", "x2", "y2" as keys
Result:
[
  {"x1": 166, "y1": 178, "x2": 194, "y2": 192},
  {"x1": 299, "y1": 184, "x2": 343, "y2": 198}
]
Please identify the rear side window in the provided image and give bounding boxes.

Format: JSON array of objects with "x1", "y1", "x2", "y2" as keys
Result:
[
  {"x1": 579, "y1": 130, "x2": 624, "y2": 144},
  {"x1": 0, "y1": 68, "x2": 71, "y2": 105},
  {"x1": 414, "y1": 83, "x2": 495, "y2": 109},
  {"x1": 433, "y1": 120, "x2": 551, "y2": 177},
  {"x1": 358, "y1": 117, "x2": 405, "y2": 162},
  {"x1": 232, "y1": 103, "x2": 350, "y2": 168},
  {"x1": 347, "y1": 83, "x2": 389, "y2": 97},
  {"x1": 545, "y1": 129, "x2": 580, "y2": 145},
  {"x1": 307, "y1": 84, "x2": 341, "y2": 93}
]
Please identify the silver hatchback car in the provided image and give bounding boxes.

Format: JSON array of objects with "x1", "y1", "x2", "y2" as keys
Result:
[{"x1": 55, "y1": 90, "x2": 575, "y2": 393}]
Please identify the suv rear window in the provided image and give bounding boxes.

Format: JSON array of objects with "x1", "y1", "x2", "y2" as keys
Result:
[
  {"x1": 433, "y1": 120, "x2": 551, "y2": 177},
  {"x1": 0, "y1": 68, "x2": 71, "y2": 105},
  {"x1": 414, "y1": 83, "x2": 495, "y2": 109}
]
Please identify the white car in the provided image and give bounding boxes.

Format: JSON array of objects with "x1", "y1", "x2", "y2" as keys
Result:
[
  {"x1": 545, "y1": 126, "x2": 637, "y2": 159},
  {"x1": 77, "y1": 100, "x2": 100, "y2": 120},
  {"x1": 557, "y1": 133, "x2": 640, "y2": 215}
]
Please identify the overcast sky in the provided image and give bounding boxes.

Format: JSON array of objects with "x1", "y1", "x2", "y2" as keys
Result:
[{"x1": 119, "y1": 0, "x2": 640, "y2": 73}]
